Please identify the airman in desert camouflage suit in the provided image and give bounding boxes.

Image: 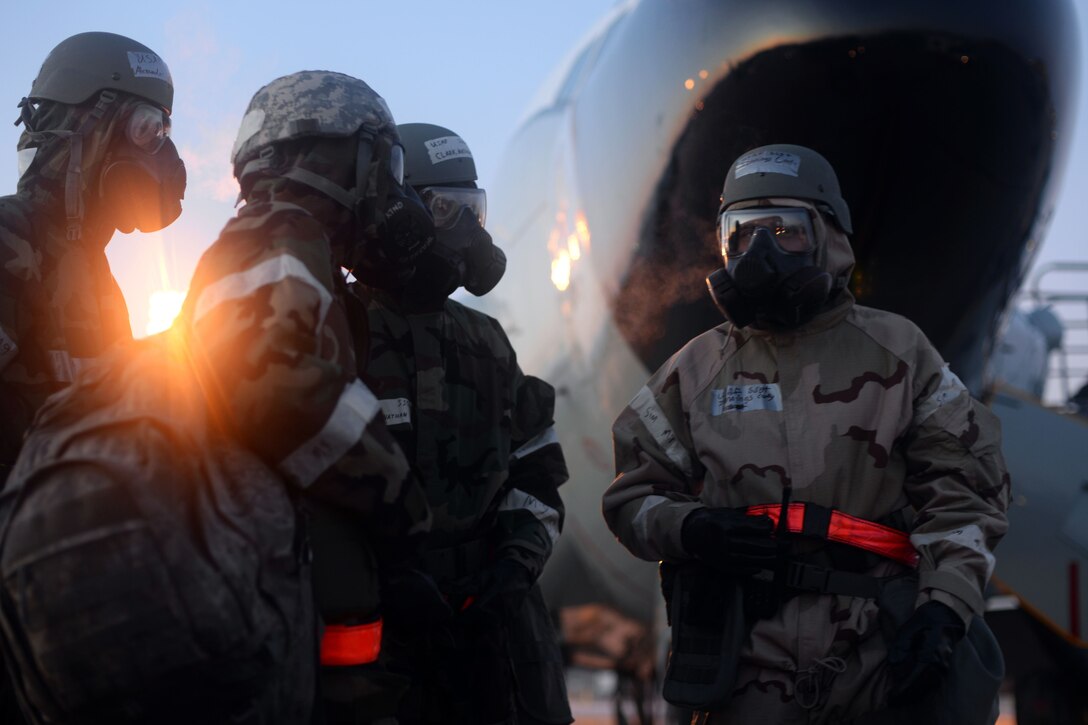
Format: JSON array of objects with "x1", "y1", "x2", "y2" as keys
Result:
[
  {"x1": 0, "y1": 32, "x2": 185, "y2": 478},
  {"x1": 603, "y1": 145, "x2": 1009, "y2": 724},
  {"x1": 180, "y1": 71, "x2": 436, "y2": 724}
]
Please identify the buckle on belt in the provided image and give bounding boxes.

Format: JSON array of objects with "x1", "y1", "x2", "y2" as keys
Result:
[{"x1": 785, "y1": 562, "x2": 832, "y2": 592}]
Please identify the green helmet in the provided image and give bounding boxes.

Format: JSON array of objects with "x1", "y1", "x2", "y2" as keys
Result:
[
  {"x1": 720, "y1": 144, "x2": 852, "y2": 233},
  {"x1": 398, "y1": 122, "x2": 477, "y2": 187},
  {"x1": 29, "y1": 32, "x2": 174, "y2": 113}
]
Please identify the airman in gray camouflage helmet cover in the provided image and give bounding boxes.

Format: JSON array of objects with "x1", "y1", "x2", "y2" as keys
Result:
[
  {"x1": 604, "y1": 144, "x2": 1009, "y2": 723},
  {"x1": 179, "y1": 70, "x2": 434, "y2": 724},
  {"x1": 350, "y1": 123, "x2": 571, "y2": 725}
]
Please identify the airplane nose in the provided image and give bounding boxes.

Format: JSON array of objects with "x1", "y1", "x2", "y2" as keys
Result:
[{"x1": 608, "y1": 0, "x2": 1079, "y2": 393}]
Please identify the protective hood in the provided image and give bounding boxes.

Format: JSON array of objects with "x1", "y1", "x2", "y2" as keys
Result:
[{"x1": 16, "y1": 95, "x2": 185, "y2": 240}]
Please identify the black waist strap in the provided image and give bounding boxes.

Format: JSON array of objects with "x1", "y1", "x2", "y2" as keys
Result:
[{"x1": 784, "y1": 561, "x2": 888, "y2": 599}]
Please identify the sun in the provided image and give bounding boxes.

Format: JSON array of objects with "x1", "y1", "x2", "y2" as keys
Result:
[{"x1": 145, "y1": 289, "x2": 187, "y2": 336}]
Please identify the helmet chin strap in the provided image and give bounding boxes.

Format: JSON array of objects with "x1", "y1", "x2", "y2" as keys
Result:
[{"x1": 18, "y1": 90, "x2": 117, "y2": 240}]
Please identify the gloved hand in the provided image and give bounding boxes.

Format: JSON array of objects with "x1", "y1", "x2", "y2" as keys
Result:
[
  {"x1": 459, "y1": 558, "x2": 534, "y2": 629},
  {"x1": 886, "y1": 600, "x2": 966, "y2": 705},
  {"x1": 680, "y1": 507, "x2": 777, "y2": 574},
  {"x1": 380, "y1": 567, "x2": 453, "y2": 630}
]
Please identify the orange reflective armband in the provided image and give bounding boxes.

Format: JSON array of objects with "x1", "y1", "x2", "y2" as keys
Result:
[
  {"x1": 747, "y1": 502, "x2": 918, "y2": 568},
  {"x1": 320, "y1": 619, "x2": 382, "y2": 666}
]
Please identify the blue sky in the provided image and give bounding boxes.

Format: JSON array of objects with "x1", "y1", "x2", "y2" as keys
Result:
[{"x1": 1, "y1": 0, "x2": 1085, "y2": 336}]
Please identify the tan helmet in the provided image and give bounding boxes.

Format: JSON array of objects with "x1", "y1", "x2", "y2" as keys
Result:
[
  {"x1": 720, "y1": 144, "x2": 852, "y2": 233},
  {"x1": 29, "y1": 32, "x2": 174, "y2": 112}
]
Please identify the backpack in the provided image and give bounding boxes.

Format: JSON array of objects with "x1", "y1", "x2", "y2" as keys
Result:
[{"x1": 0, "y1": 333, "x2": 315, "y2": 724}]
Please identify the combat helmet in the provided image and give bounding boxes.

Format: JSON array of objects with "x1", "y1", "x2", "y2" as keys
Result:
[
  {"x1": 399, "y1": 122, "x2": 478, "y2": 187},
  {"x1": 28, "y1": 31, "x2": 174, "y2": 112},
  {"x1": 720, "y1": 144, "x2": 852, "y2": 233}
]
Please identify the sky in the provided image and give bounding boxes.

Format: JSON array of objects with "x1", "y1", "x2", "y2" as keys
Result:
[{"x1": 0, "y1": 0, "x2": 1085, "y2": 337}]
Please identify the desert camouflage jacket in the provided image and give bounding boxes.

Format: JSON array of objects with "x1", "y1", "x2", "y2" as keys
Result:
[
  {"x1": 0, "y1": 192, "x2": 130, "y2": 469},
  {"x1": 604, "y1": 223, "x2": 1009, "y2": 676},
  {"x1": 348, "y1": 287, "x2": 568, "y2": 582},
  {"x1": 179, "y1": 200, "x2": 430, "y2": 559}
]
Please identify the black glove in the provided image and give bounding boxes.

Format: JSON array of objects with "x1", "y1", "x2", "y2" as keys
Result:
[
  {"x1": 459, "y1": 558, "x2": 534, "y2": 629},
  {"x1": 380, "y1": 567, "x2": 453, "y2": 630},
  {"x1": 680, "y1": 507, "x2": 777, "y2": 574},
  {"x1": 886, "y1": 600, "x2": 966, "y2": 705}
]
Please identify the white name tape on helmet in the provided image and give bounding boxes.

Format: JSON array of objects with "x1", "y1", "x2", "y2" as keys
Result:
[
  {"x1": 127, "y1": 51, "x2": 170, "y2": 81},
  {"x1": 735, "y1": 150, "x2": 801, "y2": 178},
  {"x1": 425, "y1": 135, "x2": 472, "y2": 165}
]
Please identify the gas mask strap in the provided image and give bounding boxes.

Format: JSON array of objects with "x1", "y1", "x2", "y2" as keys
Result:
[
  {"x1": 354, "y1": 125, "x2": 378, "y2": 200},
  {"x1": 59, "y1": 90, "x2": 117, "y2": 240},
  {"x1": 279, "y1": 166, "x2": 357, "y2": 210}
]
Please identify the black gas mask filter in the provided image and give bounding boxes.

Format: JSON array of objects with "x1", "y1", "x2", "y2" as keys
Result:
[
  {"x1": 345, "y1": 128, "x2": 434, "y2": 287},
  {"x1": 706, "y1": 206, "x2": 832, "y2": 328},
  {"x1": 407, "y1": 204, "x2": 506, "y2": 302},
  {"x1": 99, "y1": 103, "x2": 186, "y2": 233}
]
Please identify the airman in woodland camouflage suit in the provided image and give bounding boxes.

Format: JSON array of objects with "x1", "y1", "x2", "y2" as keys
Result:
[
  {"x1": 0, "y1": 32, "x2": 185, "y2": 724},
  {"x1": 0, "y1": 32, "x2": 185, "y2": 479},
  {"x1": 351, "y1": 123, "x2": 571, "y2": 725},
  {"x1": 603, "y1": 145, "x2": 1009, "y2": 724},
  {"x1": 180, "y1": 71, "x2": 435, "y2": 723}
]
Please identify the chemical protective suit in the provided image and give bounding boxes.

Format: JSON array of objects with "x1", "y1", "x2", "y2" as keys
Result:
[{"x1": 603, "y1": 144, "x2": 1009, "y2": 724}]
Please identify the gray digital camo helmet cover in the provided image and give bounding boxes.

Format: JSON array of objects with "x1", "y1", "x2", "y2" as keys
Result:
[
  {"x1": 398, "y1": 122, "x2": 477, "y2": 187},
  {"x1": 30, "y1": 31, "x2": 174, "y2": 112},
  {"x1": 720, "y1": 144, "x2": 852, "y2": 234},
  {"x1": 231, "y1": 70, "x2": 395, "y2": 175}
]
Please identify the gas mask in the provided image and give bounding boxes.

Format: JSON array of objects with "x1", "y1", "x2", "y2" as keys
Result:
[
  {"x1": 98, "y1": 103, "x2": 186, "y2": 233},
  {"x1": 706, "y1": 206, "x2": 832, "y2": 328},
  {"x1": 264, "y1": 127, "x2": 434, "y2": 288},
  {"x1": 407, "y1": 203, "x2": 506, "y2": 303}
]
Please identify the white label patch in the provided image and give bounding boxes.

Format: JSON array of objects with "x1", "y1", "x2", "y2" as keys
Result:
[
  {"x1": 126, "y1": 51, "x2": 170, "y2": 81},
  {"x1": 380, "y1": 397, "x2": 412, "y2": 426},
  {"x1": 734, "y1": 150, "x2": 801, "y2": 178},
  {"x1": 232, "y1": 109, "x2": 266, "y2": 158},
  {"x1": 712, "y1": 384, "x2": 783, "y2": 414},
  {"x1": 425, "y1": 135, "x2": 473, "y2": 165},
  {"x1": 17, "y1": 147, "x2": 37, "y2": 178}
]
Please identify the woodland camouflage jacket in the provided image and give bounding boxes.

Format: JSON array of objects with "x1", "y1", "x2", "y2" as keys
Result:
[
  {"x1": 349, "y1": 288, "x2": 568, "y2": 583},
  {"x1": 0, "y1": 193, "x2": 129, "y2": 469},
  {"x1": 179, "y1": 200, "x2": 430, "y2": 559}
]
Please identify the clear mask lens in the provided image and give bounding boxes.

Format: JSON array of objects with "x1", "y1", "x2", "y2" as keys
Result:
[
  {"x1": 389, "y1": 144, "x2": 405, "y2": 186},
  {"x1": 719, "y1": 207, "x2": 815, "y2": 258},
  {"x1": 421, "y1": 187, "x2": 487, "y2": 229},
  {"x1": 126, "y1": 104, "x2": 171, "y2": 154}
]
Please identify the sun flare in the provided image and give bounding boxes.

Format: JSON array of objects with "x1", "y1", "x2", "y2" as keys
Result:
[{"x1": 145, "y1": 289, "x2": 187, "y2": 336}]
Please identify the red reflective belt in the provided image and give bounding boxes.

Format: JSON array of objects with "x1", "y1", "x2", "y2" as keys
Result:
[
  {"x1": 320, "y1": 619, "x2": 382, "y2": 667},
  {"x1": 747, "y1": 503, "x2": 918, "y2": 568}
]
